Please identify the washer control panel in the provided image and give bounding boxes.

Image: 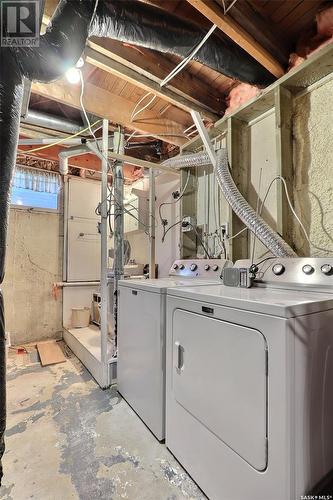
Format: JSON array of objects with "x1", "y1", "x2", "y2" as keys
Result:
[
  {"x1": 169, "y1": 259, "x2": 232, "y2": 279},
  {"x1": 234, "y1": 258, "x2": 333, "y2": 290}
]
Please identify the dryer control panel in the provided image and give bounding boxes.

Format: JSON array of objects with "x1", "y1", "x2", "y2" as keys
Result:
[
  {"x1": 234, "y1": 258, "x2": 333, "y2": 291},
  {"x1": 169, "y1": 259, "x2": 232, "y2": 280}
]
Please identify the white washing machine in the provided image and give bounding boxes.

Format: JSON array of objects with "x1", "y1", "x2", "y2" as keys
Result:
[
  {"x1": 117, "y1": 259, "x2": 232, "y2": 441},
  {"x1": 166, "y1": 258, "x2": 333, "y2": 500}
]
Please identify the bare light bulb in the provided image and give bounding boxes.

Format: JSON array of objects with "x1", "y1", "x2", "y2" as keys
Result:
[{"x1": 65, "y1": 67, "x2": 81, "y2": 84}]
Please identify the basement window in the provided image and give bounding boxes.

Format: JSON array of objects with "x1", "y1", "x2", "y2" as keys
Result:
[{"x1": 10, "y1": 166, "x2": 60, "y2": 210}]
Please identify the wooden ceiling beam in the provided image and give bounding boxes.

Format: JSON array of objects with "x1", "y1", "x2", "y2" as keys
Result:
[
  {"x1": 31, "y1": 78, "x2": 188, "y2": 147},
  {"x1": 186, "y1": 0, "x2": 285, "y2": 78},
  {"x1": 43, "y1": 2, "x2": 225, "y2": 116},
  {"x1": 85, "y1": 44, "x2": 220, "y2": 121}
]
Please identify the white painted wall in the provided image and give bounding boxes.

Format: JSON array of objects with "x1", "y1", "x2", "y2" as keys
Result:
[
  {"x1": 248, "y1": 112, "x2": 279, "y2": 260},
  {"x1": 155, "y1": 172, "x2": 180, "y2": 277}
]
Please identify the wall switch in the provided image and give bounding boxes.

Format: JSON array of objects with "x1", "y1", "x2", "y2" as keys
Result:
[{"x1": 181, "y1": 216, "x2": 196, "y2": 232}]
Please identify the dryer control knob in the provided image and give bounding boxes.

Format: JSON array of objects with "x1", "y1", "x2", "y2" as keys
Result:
[
  {"x1": 321, "y1": 264, "x2": 333, "y2": 275},
  {"x1": 172, "y1": 263, "x2": 179, "y2": 270},
  {"x1": 212, "y1": 265, "x2": 219, "y2": 272},
  {"x1": 190, "y1": 263, "x2": 198, "y2": 271},
  {"x1": 302, "y1": 264, "x2": 314, "y2": 275},
  {"x1": 204, "y1": 264, "x2": 210, "y2": 271},
  {"x1": 272, "y1": 264, "x2": 285, "y2": 275},
  {"x1": 179, "y1": 264, "x2": 185, "y2": 270}
]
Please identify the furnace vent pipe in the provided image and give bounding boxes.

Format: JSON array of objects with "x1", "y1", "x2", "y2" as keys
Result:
[
  {"x1": 22, "y1": 110, "x2": 84, "y2": 135},
  {"x1": 15, "y1": 1, "x2": 275, "y2": 86},
  {"x1": 58, "y1": 145, "x2": 91, "y2": 175},
  {"x1": 162, "y1": 150, "x2": 296, "y2": 258}
]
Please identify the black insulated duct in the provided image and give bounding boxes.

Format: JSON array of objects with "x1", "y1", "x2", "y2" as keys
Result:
[
  {"x1": 15, "y1": 0, "x2": 276, "y2": 86},
  {"x1": 0, "y1": 0, "x2": 278, "y2": 482}
]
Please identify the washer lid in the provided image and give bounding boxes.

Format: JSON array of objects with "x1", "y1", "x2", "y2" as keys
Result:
[
  {"x1": 168, "y1": 284, "x2": 333, "y2": 317},
  {"x1": 118, "y1": 278, "x2": 220, "y2": 294}
]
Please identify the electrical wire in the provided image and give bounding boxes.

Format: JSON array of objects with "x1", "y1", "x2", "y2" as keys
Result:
[
  {"x1": 188, "y1": 223, "x2": 211, "y2": 258},
  {"x1": 160, "y1": 24, "x2": 217, "y2": 87},
  {"x1": 17, "y1": 119, "x2": 101, "y2": 154},
  {"x1": 79, "y1": 70, "x2": 114, "y2": 175},
  {"x1": 161, "y1": 219, "x2": 183, "y2": 242},
  {"x1": 130, "y1": 23, "x2": 216, "y2": 125},
  {"x1": 159, "y1": 169, "x2": 190, "y2": 242},
  {"x1": 159, "y1": 169, "x2": 190, "y2": 223},
  {"x1": 261, "y1": 175, "x2": 333, "y2": 254},
  {"x1": 250, "y1": 256, "x2": 276, "y2": 274},
  {"x1": 251, "y1": 168, "x2": 263, "y2": 267},
  {"x1": 226, "y1": 226, "x2": 247, "y2": 241},
  {"x1": 90, "y1": 0, "x2": 99, "y2": 26},
  {"x1": 130, "y1": 93, "x2": 157, "y2": 122},
  {"x1": 221, "y1": 0, "x2": 239, "y2": 15}
]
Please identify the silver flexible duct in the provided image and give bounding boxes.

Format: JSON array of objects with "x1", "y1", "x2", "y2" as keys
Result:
[{"x1": 162, "y1": 149, "x2": 296, "y2": 258}]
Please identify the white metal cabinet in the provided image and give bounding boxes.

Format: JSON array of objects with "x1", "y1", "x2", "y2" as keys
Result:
[
  {"x1": 68, "y1": 177, "x2": 100, "y2": 220},
  {"x1": 67, "y1": 219, "x2": 101, "y2": 281}
]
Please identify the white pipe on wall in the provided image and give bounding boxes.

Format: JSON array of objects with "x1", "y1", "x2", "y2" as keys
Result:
[
  {"x1": 100, "y1": 119, "x2": 110, "y2": 386},
  {"x1": 149, "y1": 168, "x2": 156, "y2": 278}
]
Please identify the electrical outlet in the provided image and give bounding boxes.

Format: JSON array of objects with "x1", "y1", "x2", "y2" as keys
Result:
[
  {"x1": 221, "y1": 222, "x2": 229, "y2": 238},
  {"x1": 181, "y1": 216, "x2": 196, "y2": 232}
]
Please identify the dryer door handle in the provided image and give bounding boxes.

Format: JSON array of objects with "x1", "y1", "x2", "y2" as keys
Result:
[{"x1": 175, "y1": 341, "x2": 184, "y2": 372}]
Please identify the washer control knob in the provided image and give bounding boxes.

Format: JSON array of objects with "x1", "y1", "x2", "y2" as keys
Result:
[
  {"x1": 272, "y1": 264, "x2": 285, "y2": 276},
  {"x1": 179, "y1": 264, "x2": 185, "y2": 270},
  {"x1": 172, "y1": 263, "x2": 179, "y2": 270},
  {"x1": 321, "y1": 264, "x2": 333, "y2": 275},
  {"x1": 212, "y1": 265, "x2": 219, "y2": 272},
  {"x1": 204, "y1": 264, "x2": 210, "y2": 271},
  {"x1": 302, "y1": 264, "x2": 314, "y2": 275},
  {"x1": 190, "y1": 263, "x2": 198, "y2": 272}
]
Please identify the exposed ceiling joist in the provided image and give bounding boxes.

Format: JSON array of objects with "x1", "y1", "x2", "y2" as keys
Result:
[
  {"x1": 86, "y1": 38, "x2": 225, "y2": 116},
  {"x1": 31, "y1": 79, "x2": 188, "y2": 147},
  {"x1": 186, "y1": 0, "x2": 285, "y2": 78},
  {"x1": 85, "y1": 44, "x2": 220, "y2": 121}
]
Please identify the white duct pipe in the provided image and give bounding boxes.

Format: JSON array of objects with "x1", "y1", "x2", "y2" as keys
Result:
[
  {"x1": 58, "y1": 144, "x2": 91, "y2": 175},
  {"x1": 22, "y1": 110, "x2": 83, "y2": 135},
  {"x1": 19, "y1": 138, "x2": 83, "y2": 146}
]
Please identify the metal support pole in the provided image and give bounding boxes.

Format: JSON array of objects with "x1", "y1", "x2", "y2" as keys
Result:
[
  {"x1": 190, "y1": 110, "x2": 217, "y2": 167},
  {"x1": 113, "y1": 128, "x2": 125, "y2": 348},
  {"x1": 100, "y1": 119, "x2": 109, "y2": 386},
  {"x1": 149, "y1": 168, "x2": 156, "y2": 278}
]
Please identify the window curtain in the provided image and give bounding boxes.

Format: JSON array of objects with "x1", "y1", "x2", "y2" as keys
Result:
[{"x1": 13, "y1": 166, "x2": 60, "y2": 194}]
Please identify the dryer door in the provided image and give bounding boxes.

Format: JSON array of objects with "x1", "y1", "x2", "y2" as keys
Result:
[{"x1": 172, "y1": 309, "x2": 268, "y2": 471}]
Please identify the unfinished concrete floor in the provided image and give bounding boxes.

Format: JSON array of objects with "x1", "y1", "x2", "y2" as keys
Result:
[{"x1": 0, "y1": 345, "x2": 205, "y2": 500}]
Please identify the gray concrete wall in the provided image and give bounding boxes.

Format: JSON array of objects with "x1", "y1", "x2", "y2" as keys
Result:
[
  {"x1": 2, "y1": 208, "x2": 63, "y2": 345},
  {"x1": 293, "y1": 79, "x2": 333, "y2": 256}
]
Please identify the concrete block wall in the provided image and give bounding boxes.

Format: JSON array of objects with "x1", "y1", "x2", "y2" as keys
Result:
[{"x1": 2, "y1": 208, "x2": 63, "y2": 345}]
